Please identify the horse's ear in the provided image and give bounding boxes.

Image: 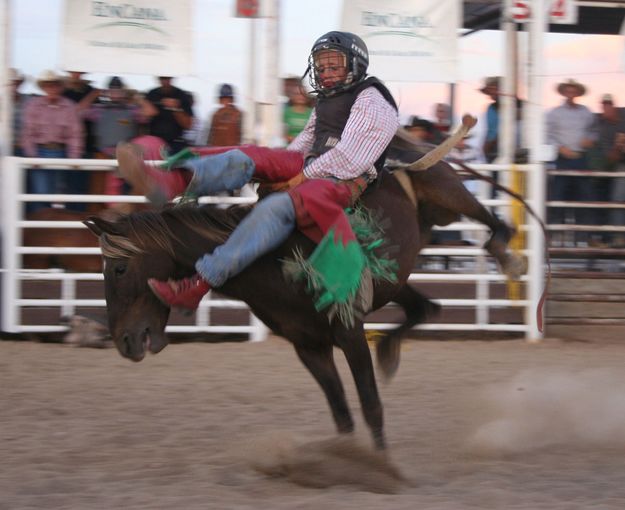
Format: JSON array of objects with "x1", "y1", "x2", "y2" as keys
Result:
[{"x1": 84, "y1": 216, "x2": 123, "y2": 237}]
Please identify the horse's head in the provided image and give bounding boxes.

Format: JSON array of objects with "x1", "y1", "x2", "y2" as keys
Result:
[{"x1": 84, "y1": 214, "x2": 177, "y2": 362}]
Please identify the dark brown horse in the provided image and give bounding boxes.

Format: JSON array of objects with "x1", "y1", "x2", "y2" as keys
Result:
[{"x1": 84, "y1": 157, "x2": 518, "y2": 450}]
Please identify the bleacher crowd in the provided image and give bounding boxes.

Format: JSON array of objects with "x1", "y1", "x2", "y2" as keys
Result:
[{"x1": 7, "y1": 69, "x2": 625, "y2": 247}]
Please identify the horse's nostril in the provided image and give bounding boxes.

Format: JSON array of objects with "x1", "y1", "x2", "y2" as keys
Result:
[{"x1": 122, "y1": 333, "x2": 132, "y2": 356}]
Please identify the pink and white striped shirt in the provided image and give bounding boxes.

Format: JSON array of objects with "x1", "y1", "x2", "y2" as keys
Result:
[{"x1": 288, "y1": 87, "x2": 399, "y2": 181}]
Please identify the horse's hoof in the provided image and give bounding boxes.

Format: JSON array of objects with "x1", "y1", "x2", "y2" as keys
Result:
[
  {"x1": 373, "y1": 432, "x2": 387, "y2": 451},
  {"x1": 376, "y1": 336, "x2": 401, "y2": 382},
  {"x1": 501, "y1": 252, "x2": 526, "y2": 281}
]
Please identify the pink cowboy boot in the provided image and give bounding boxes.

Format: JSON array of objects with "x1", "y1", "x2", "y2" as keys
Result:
[
  {"x1": 116, "y1": 142, "x2": 191, "y2": 204},
  {"x1": 148, "y1": 273, "x2": 211, "y2": 311}
]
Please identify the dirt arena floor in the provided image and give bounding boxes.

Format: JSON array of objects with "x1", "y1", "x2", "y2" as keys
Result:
[{"x1": 2, "y1": 336, "x2": 625, "y2": 510}]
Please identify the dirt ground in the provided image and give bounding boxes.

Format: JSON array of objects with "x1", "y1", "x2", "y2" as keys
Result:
[{"x1": 2, "y1": 336, "x2": 625, "y2": 510}]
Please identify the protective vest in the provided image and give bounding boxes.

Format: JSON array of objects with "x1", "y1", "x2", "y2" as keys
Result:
[{"x1": 312, "y1": 77, "x2": 398, "y2": 172}]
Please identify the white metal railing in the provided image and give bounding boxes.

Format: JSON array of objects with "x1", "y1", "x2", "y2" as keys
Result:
[
  {"x1": 1, "y1": 157, "x2": 545, "y2": 340},
  {"x1": 546, "y1": 169, "x2": 625, "y2": 245},
  {"x1": 1, "y1": 157, "x2": 266, "y2": 341}
]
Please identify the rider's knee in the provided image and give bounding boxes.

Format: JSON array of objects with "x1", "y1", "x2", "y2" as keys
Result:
[{"x1": 255, "y1": 192, "x2": 295, "y2": 224}]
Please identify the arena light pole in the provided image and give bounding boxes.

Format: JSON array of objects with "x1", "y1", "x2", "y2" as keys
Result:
[
  {"x1": 526, "y1": 0, "x2": 547, "y2": 341},
  {"x1": 258, "y1": 0, "x2": 281, "y2": 147}
]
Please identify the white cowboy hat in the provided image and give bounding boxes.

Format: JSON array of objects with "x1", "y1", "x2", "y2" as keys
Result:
[
  {"x1": 556, "y1": 79, "x2": 586, "y2": 97},
  {"x1": 36, "y1": 69, "x2": 63, "y2": 89}
]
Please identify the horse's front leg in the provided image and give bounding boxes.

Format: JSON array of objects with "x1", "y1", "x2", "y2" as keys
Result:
[
  {"x1": 293, "y1": 342, "x2": 354, "y2": 435},
  {"x1": 377, "y1": 284, "x2": 441, "y2": 380},
  {"x1": 335, "y1": 323, "x2": 386, "y2": 450}
]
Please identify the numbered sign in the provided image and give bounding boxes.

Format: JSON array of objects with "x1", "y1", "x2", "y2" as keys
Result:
[
  {"x1": 509, "y1": 0, "x2": 578, "y2": 24},
  {"x1": 549, "y1": 0, "x2": 578, "y2": 24},
  {"x1": 235, "y1": 0, "x2": 260, "y2": 18},
  {"x1": 511, "y1": 0, "x2": 532, "y2": 22}
]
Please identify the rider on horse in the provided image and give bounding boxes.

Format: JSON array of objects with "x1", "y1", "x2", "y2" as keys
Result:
[{"x1": 117, "y1": 31, "x2": 400, "y2": 315}]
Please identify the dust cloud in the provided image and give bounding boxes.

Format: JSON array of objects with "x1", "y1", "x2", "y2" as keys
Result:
[
  {"x1": 468, "y1": 368, "x2": 625, "y2": 454},
  {"x1": 238, "y1": 431, "x2": 407, "y2": 493}
]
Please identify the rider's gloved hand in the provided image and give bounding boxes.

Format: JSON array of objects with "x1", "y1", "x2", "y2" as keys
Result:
[{"x1": 260, "y1": 172, "x2": 307, "y2": 193}]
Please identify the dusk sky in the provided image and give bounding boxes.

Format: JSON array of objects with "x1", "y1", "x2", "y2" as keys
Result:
[{"x1": 10, "y1": 0, "x2": 625, "y2": 138}]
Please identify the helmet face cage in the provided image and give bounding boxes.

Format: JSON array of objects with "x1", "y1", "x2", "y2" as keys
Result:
[{"x1": 307, "y1": 32, "x2": 369, "y2": 97}]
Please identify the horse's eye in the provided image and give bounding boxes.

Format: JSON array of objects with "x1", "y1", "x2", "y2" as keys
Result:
[{"x1": 114, "y1": 264, "x2": 127, "y2": 276}]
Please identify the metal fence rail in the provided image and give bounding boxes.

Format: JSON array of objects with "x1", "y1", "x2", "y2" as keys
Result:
[{"x1": 1, "y1": 157, "x2": 546, "y2": 340}]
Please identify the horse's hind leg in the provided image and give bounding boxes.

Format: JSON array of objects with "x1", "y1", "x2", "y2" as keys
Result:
[
  {"x1": 413, "y1": 164, "x2": 524, "y2": 279},
  {"x1": 376, "y1": 285, "x2": 441, "y2": 380},
  {"x1": 293, "y1": 342, "x2": 354, "y2": 435},
  {"x1": 335, "y1": 324, "x2": 386, "y2": 450}
]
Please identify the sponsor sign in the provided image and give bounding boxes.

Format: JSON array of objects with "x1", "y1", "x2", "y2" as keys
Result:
[
  {"x1": 341, "y1": 0, "x2": 460, "y2": 83},
  {"x1": 61, "y1": 0, "x2": 193, "y2": 75}
]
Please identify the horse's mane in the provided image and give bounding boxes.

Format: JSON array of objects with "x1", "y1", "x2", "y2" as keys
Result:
[{"x1": 100, "y1": 204, "x2": 252, "y2": 259}]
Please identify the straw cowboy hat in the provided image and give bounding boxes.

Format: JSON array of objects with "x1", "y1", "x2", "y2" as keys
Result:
[
  {"x1": 479, "y1": 76, "x2": 500, "y2": 94},
  {"x1": 36, "y1": 69, "x2": 63, "y2": 89},
  {"x1": 556, "y1": 79, "x2": 586, "y2": 97}
]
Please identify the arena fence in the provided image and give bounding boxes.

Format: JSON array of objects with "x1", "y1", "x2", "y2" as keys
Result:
[
  {"x1": 546, "y1": 168, "x2": 625, "y2": 258},
  {"x1": 1, "y1": 156, "x2": 546, "y2": 341}
]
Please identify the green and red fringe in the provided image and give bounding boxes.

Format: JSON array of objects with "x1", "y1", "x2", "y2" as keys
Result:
[{"x1": 282, "y1": 207, "x2": 398, "y2": 327}]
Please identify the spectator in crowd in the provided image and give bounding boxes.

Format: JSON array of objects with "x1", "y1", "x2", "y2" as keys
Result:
[
  {"x1": 9, "y1": 68, "x2": 31, "y2": 156},
  {"x1": 84, "y1": 76, "x2": 148, "y2": 210},
  {"x1": 63, "y1": 71, "x2": 100, "y2": 157},
  {"x1": 480, "y1": 76, "x2": 502, "y2": 164},
  {"x1": 206, "y1": 83, "x2": 242, "y2": 147},
  {"x1": 21, "y1": 70, "x2": 83, "y2": 212},
  {"x1": 62, "y1": 71, "x2": 101, "y2": 204},
  {"x1": 479, "y1": 76, "x2": 523, "y2": 164},
  {"x1": 144, "y1": 76, "x2": 194, "y2": 154},
  {"x1": 404, "y1": 116, "x2": 440, "y2": 144},
  {"x1": 594, "y1": 94, "x2": 625, "y2": 246},
  {"x1": 432, "y1": 102, "x2": 452, "y2": 142},
  {"x1": 610, "y1": 131, "x2": 625, "y2": 246},
  {"x1": 283, "y1": 75, "x2": 302, "y2": 101},
  {"x1": 546, "y1": 79, "x2": 598, "y2": 235},
  {"x1": 589, "y1": 94, "x2": 625, "y2": 243},
  {"x1": 87, "y1": 76, "x2": 146, "y2": 158},
  {"x1": 283, "y1": 85, "x2": 313, "y2": 144},
  {"x1": 183, "y1": 92, "x2": 202, "y2": 146},
  {"x1": 404, "y1": 115, "x2": 462, "y2": 245},
  {"x1": 449, "y1": 133, "x2": 480, "y2": 165},
  {"x1": 593, "y1": 94, "x2": 625, "y2": 171}
]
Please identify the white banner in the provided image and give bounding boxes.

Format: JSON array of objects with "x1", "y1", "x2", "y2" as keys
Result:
[
  {"x1": 340, "y1": 0, "x2": 460, "y2": 83},
  {"x1": 61, "y1": 0, "x2": 193, "y2": 76}
]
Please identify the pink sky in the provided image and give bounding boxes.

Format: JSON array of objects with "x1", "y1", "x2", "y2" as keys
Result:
[{"x1": 384, "y1": 32, "x2": 624, "y2": 132}]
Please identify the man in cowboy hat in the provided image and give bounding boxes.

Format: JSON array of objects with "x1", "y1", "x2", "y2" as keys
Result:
[
  {"x1": 21, "y1": 70, "x2": 83, "y2": 212},
  {"x1": 546, "y1": 78, "x2": 598, "y2": 239},
  {"x1": 479, "y1": 76, "x2": 523, "y2": 164},
  {"x1": 593, "y1": 93, "x2": 625, "y2": 245},
  {"x1": 479, "y1": 76, "x2": 501, "y2": 164}
]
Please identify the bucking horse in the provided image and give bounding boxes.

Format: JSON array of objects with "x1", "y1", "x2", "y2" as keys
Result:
[{"x1": 84, "y1": 116, "x2": 523, "y2": 449}]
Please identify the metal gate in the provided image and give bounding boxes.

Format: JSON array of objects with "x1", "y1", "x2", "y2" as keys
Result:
[{"x1": 1, "y1": 156, "x2": 545, "y2": 340}]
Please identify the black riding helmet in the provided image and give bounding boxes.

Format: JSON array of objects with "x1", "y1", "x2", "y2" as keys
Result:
[{"x1": 306, "y1": 31, "x2": 369, "y2": 97}]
